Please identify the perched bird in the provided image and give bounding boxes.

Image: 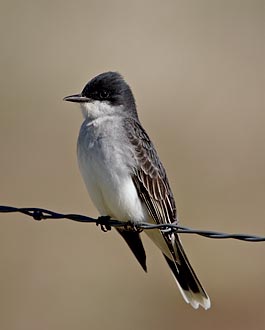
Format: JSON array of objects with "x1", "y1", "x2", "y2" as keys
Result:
[{"x1": 64, "y1": 72, "x2": 210, "y2": 309}]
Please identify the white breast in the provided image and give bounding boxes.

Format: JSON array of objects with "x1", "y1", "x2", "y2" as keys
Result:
[{"x1": 77, "y1": 118, "x2": 148, "y2": 223}]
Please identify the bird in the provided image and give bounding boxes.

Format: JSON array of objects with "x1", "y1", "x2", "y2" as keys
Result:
[{"x1": 63, "y1": 71, "x2": 210, "y2": 309}]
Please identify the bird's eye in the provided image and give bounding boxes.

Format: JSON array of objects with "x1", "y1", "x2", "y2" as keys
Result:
[{"x1": 99, "y1": 90, "x2": 109, "y2": 99}]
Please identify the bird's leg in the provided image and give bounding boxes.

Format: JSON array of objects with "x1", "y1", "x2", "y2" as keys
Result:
[{"x1": 96, "y1": 216, "x2": 112, "y2": 232}]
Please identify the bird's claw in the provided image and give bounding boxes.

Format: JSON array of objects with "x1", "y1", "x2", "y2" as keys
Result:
[
  {"x1": 96, "y1": 216, "x2": 112, "y2": 232},
  {"x1": 124, "y1": 221, "x2": 143, "y2": 233}
]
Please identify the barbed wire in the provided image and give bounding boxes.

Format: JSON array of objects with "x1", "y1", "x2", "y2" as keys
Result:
[{"x1": 0, "y1": 205, "x2": 264, "y2": 242}]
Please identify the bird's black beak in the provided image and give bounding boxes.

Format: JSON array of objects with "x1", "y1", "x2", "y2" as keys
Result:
[{"x1": 63, "y1": 94, "x2": 91, "y2": 103}]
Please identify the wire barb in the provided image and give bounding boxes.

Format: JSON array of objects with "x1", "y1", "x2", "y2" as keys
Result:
[{"x1": 0, "y1": 205, "x2": 264, "y2": 242}]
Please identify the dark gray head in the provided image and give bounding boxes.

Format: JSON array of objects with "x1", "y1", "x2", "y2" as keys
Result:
[{"x1": 64, "y1": 72, "x2": 138, "y2": 120}]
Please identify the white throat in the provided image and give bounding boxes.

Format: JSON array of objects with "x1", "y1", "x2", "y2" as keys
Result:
[{"x1": 80, "y1": 100, "x2": 124, "y2": 121}]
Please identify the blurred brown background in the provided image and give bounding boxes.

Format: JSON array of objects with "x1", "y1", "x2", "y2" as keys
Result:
[{"x1": 0, "y1": 0, "x2": 264, "y2": 329}]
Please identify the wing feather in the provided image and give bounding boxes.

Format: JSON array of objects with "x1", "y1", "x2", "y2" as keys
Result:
[
  {"x1": 124, "y1": 118, "x2": 177, "y2": 225},
  {"x1": 124, "y1": 118, "x2": 210, "y2": 309}
]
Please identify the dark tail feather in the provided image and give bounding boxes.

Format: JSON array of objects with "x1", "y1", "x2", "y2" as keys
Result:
[
  {"x1": 163, "y1": 237, "x2": 210, "y2": 309},
  {"x1": 116, "y1": 229, "x2": 147, "y2": 272}
]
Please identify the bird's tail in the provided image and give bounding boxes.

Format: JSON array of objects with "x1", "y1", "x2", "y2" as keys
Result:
[{"x1": 163, "y1": 235, "x2": 211, "y2": 310}]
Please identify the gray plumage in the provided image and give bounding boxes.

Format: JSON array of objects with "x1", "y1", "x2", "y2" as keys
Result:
[{"x1": 64, "y1": 71, "x2": 210, "y2": 309}]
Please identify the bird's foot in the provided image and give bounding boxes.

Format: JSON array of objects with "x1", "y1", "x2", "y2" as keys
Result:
[
  {"x1": 96, "y1": 216, "x2": 112, "y2": 232},
  {"x1": 124, "y1": 221, "x2": 143, "y2": 233}
]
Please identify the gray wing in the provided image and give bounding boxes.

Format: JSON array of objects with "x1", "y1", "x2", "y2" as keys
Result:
[
  {"x1": 124, "y1": 118, "x2": 210, "y2": 309},
  {"x1": 124, "y1": 117, "x2": 177, "y2": 226}
]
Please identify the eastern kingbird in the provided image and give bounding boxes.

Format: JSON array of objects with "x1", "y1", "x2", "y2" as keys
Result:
[{"x1": 64, "y1": 72, "x2": 210, "y2": 309}]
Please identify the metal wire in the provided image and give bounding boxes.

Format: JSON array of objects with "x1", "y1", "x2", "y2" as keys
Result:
[{"x1": 0, "y1": 205, "x2": 264, "y2": 242}]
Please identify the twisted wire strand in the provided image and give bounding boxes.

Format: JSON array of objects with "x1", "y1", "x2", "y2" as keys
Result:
[{"x1": 0, "y1": 205, "x2": 264, "y2": 242}]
